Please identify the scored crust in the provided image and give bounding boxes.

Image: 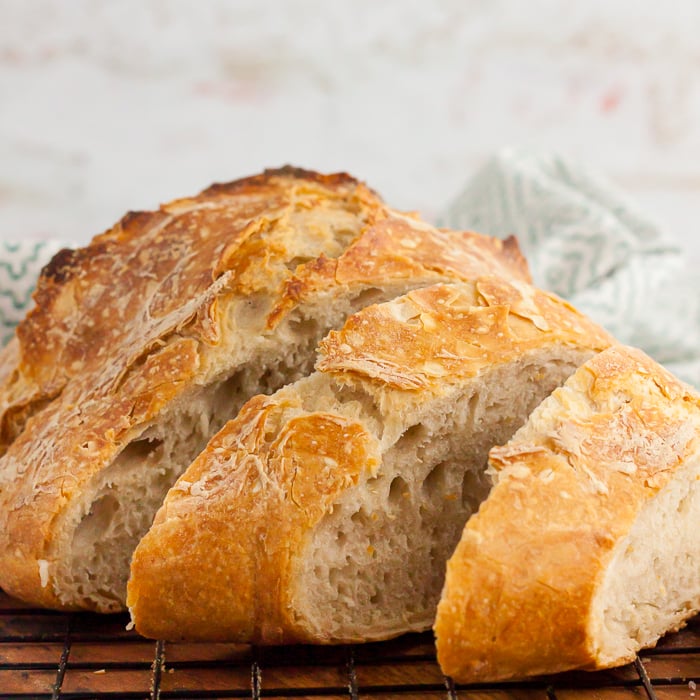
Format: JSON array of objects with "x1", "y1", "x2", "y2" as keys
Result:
[
  {"x1": 0, "y1": 168, "x2": 375, "y2": 453},
  {"x1": 127, "y1": 277, "x2": 613, "y2": 642},
  {"x1": 435, "y1": 344, "x2": 700, "y2": 682},
  {"x1": 0, "y1": 167, "x2": 532, "y2": 612}
]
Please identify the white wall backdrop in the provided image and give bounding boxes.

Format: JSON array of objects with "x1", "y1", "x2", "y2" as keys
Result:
[{"x1": 1, "y1": 0, "x2": 699, "y2": 264}]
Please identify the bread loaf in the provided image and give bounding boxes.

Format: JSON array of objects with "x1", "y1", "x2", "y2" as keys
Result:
[
  {"x1": 435, "y1": 344, "x2": 700, "y2": 681},
  {"x1": 0, "y1": 168, "x2": 531, "y2": 612},
  {"x1": 127, "y1": 277, "x2": 612, "y2": 642}
]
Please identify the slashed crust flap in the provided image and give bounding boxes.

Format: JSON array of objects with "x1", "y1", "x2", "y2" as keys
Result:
[
  {"x1": 0, "y1": 168, "x2": 372, "y2": 452},
  {"x1": 435, "y1": 344, "x2": 700, "y2": 682}
]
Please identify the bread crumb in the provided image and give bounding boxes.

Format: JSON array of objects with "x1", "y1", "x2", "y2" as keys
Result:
[
  {"x1": 37, "y1": 560, "x2": 49, "y2": 589},
  {"x1": 690, "y1": 680, "x2": 697, "y2": 691},
  {"x1": 93, "y1": 669, "x2": 106, "y2": 675}
]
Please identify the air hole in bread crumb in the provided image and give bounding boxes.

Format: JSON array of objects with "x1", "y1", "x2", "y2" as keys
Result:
[
  {"x1": 337, "y1": 582, "x2": 353, "y2": 602},
  {"x1": 285, "y1": 255, "x2": 316, "y2": 271},
  {"x1": 461, "y1": 467, "x2": 490, "y2": 511},
  {"x1": 466, "y1": 392, "x2": 481, "y2": 426},
  {"x1": 119, "y1": 438, "x2": 164, "y2": 462},
  {"x1": 329, "y1": 568, "x2": 340, "y2": 588},
  {"x1": 423, "y1": 461, "x2": 446, "y2": 497},
  {"x1": 369, "y1": 590, "x2": 384, "y2": 605},
  {"x1": 73, "y1": 494, "x2": 121, "y2": 560},
  {"x1": 350, "y1": 508, "x2": 369, "y2": 526},
  {"x1": 350, "y1": 287, "x2": 384, "y2": 310},
  {"x1": 288, "y1": 315, "x2": 319, "y2": 338},
  {"x1": 402, "y1": 423, "x2": 428, "y2": 445},
  {"x1": 388, "y1": 476, "x2": 409, "y2": 505}
]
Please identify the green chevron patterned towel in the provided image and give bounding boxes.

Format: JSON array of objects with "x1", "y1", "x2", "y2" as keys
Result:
[
  {"x1": 1, "y1": 151, "x2": 698, "y2": 387},
  {"x1": 0, "y1": 240, "x2": 65, "y2": 347},
  {"x1": 443, "y1": 150, "x2": 699, "y2": 388}
]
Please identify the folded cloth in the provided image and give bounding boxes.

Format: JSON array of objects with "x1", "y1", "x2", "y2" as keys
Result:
[
  {"x1": 0, "y1": 240, "x2": 65, "y2": 347},
  {"x1": 442, "y1": 149, "x2": 699, "y2": 388},
  {"x1": 1, "y1": 152, "x2": 697, "y2": 387}
]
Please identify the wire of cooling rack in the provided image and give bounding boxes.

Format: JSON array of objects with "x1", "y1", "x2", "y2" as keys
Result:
[{"x1": 1, "y1": 591, "x2": 698, "y2": 699}]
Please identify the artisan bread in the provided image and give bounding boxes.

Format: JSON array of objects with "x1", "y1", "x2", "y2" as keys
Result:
[
  {"x1": 127, "y1": 277, "x2": 613, "y2": 642},
  {"x1": 435, "y1": 344, "x2": 700, "y2": 682},
  {"x1": 0, "y1": 168, "x2": 531, "y2": 613}
]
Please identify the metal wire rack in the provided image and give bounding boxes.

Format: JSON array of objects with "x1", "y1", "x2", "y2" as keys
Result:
[{"x1": 1, "y1": 589, "x2": 698, "y2": 699}]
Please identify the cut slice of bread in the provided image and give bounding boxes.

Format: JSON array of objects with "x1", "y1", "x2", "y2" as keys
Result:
[
  {"x1": 435, "y1": 344, "x2": 700, "y2": 682},
  {"x1": 0, "y1": 168, "x2": 531, "y2": 613},
  {"x1": 127, "y1": 277, "x2": 612, "y2": 642}
]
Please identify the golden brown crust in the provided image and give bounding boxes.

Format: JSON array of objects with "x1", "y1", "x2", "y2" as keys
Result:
[
  {"x1": 127, "y1": 278, "x2": 613, "y2": 642},
  {"x1": 265, "y1": 215, "x2": 531, "y2": 329},
  {"x1": 201, "y1": 165, "x2": 376, "y2": 198},
  {"x1": 318, "y1": 277, "x2": 608, "y2": 393},
  {"x1": 0, "y1": 172, "x2": 530, "y2": 454},
  {"x1": 129, "y1": 395, "x2": 381, "y2": 642},
  {"x1": 0, "y1": 167, "x2": 532, "y2": 611},
  {"x1": 0, "y1": 336, "x2": 201, "y2": 609},
  {"x1": 435, "y1": 345, "x2": 700, "y2": 682}
]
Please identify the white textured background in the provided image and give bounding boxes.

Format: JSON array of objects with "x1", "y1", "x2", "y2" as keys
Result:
[{"x1": 1, "y1": 0, "x2": 699, "y2": 265}]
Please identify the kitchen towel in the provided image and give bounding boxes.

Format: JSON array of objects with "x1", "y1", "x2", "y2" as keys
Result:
[
  {"x1": 442, "y1": 149, "x2": 699, "y2": 388},
  {"x1": 1, "y1": 150, "x2": 698, "y2": 387},
  {"x1": 0, "y1": 240, "x2": 65, "y2": 348}
]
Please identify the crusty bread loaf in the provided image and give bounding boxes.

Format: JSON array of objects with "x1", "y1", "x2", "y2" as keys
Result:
[
  {"x1": 0, "y1": 168, "x2": 532, "y2": 613},
  {"x1": 127, "y1": 277, "x2": 612, "y2": 642},
  {"x1": 435, "y1": 344, "x2": 700, "y2": 682}
]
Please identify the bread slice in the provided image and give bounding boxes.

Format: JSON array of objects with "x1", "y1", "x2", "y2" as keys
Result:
[
  {"x1": 0, "y1": 168, "x2": 531, "y2": 613},
  {"x1": 435, "y1": 344, "x2": 700, "y2": 682},
  {"x1": 127, "y1": 277, "x2": 612, "y2": 642}
]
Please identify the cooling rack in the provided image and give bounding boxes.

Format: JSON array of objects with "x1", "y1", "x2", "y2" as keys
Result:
[{"x1": 1, "y1": 589, "x2": 698, "y2": 699}]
